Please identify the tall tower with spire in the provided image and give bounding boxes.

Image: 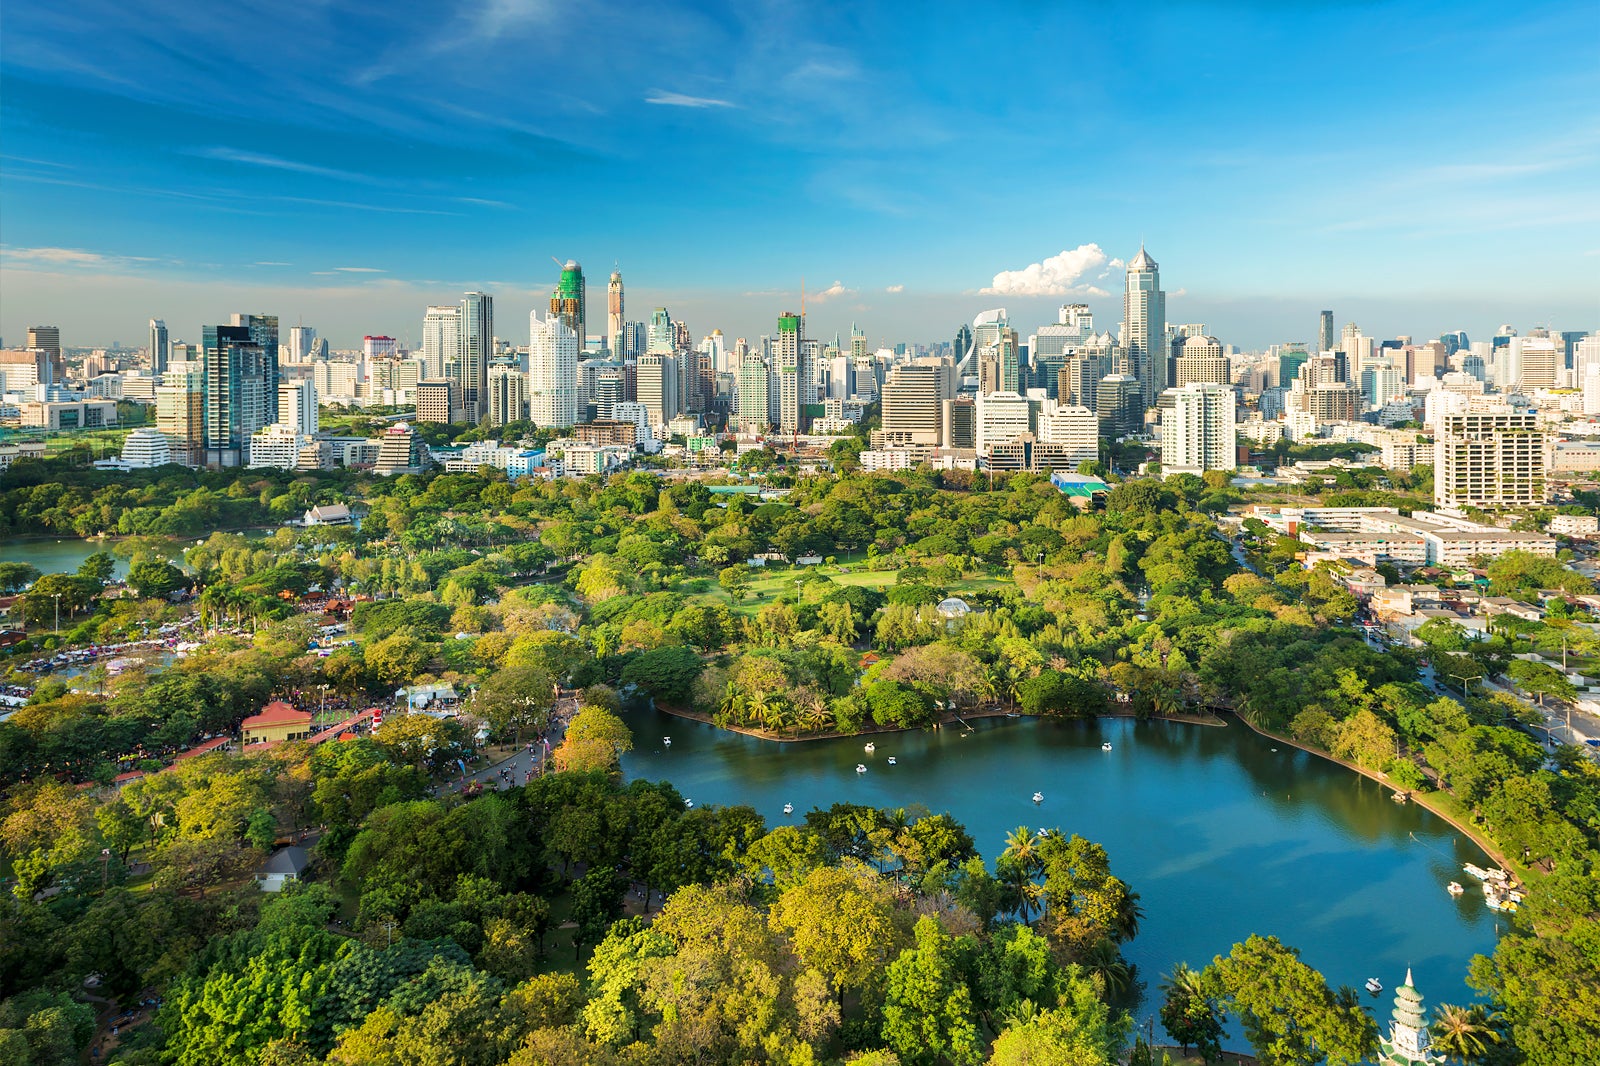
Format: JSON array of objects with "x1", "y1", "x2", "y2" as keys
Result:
[
  {"x1": 1124, "y1": 245, "x2": 1166, "y2": 407},
  {"x1": 607, "y1": 269, "x2": 624, "y2": 357},
  {"x1": 1378, "y1": 970, "x2": 1442, "y2": 1066}
]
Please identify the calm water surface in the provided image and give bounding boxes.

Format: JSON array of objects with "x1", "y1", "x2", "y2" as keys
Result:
[
  {"x1": 1, "y1": 538, "x2": 136, "y2": 579},
  {"x1": 622, "y1": 711, "x2": 1504, "y2": 1030}
]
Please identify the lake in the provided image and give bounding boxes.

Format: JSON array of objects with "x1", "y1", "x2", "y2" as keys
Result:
[
  {"x1": 0, "y1": 531, "x2": 271, "y2": 581},
  {"x1": 621, "y1": 711, "x2": 1505, "y2": 1040}
]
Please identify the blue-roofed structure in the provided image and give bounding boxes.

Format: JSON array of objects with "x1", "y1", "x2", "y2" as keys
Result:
[{"x1": 1050, "y1": 472, "x2": 1111, "y2": 504}]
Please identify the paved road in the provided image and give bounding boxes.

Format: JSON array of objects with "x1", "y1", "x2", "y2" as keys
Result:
[{"x1": 434, "y1": 695, "x2": 580, "y2": 795}]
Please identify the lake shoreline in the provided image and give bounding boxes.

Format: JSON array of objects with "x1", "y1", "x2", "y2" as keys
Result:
[
  {"x1": 649, "y1": 700, "x2": 1228, "y2": 744},
  {"x1": 1228, "y1": 712, "x2": 1521, "y2": 881}
]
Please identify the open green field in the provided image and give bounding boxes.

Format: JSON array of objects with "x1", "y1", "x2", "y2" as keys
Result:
[{"x1": 688, "y1": 563, "x2": 1015, "y2": 616}]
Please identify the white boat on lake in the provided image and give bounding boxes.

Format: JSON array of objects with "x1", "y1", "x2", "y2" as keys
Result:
[
  {"x1": 1032, "y1": 791, "x2": 1044, "y2": 804},
  {"x1": 855, "y1": 763, "x2": 867, "y2": 774}
]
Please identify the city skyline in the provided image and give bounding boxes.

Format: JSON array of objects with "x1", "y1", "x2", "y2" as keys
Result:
[{"x1": 3, "y1": 0, "x2": 1598, "y2": 348}]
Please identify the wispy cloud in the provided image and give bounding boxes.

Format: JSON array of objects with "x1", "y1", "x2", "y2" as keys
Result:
[
  {"x1": 645, "y1": 90, "x2": 735, "y2": 109},
  {"x1": 253, "y1": 261, "x2": 293, "y2": 267},
  {"x1": 885, "y1": 284, "x2": 904, "y2": 293},
  {"x1": 196, "y1": 148, "x2": 375, "y2": 184},
  {"x1": 2, "y1": 246, "x2": 162, "y2": 269},
  {"x1": 334, "y1": 266, "x2": 385, "y2": 273},
  {"x1": 983, "y1": 244, "x2": 1112, "y2": 297}
]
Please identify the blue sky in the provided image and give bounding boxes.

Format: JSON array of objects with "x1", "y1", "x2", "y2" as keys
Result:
[{"x1": 2, "y1": 0, "x2": 1597, "y2": 350}]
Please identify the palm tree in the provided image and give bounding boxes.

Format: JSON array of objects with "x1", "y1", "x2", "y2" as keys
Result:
[
  {"x1": 997, "y1": 858, "x2": 1042, "y2": 925},
  {"x1": 1082, "y1": 938, "x2": 1132, "y2": 1001},
  {"x1": 1001, "y1": 825, "x2": 1041, "y2": 876},
  {"x1": 1432, "y1": 1003, "x2": 1501, "y2": 1064},
  {"x1": 716, "y1": 681, "x2": 744, "y2": 726},
  {"x1": 1113, "y1": 888, "x2": 1144, "y2": 942},
  {"x1": 799, "y1": 703, "x2": 832, "y2": 735}
]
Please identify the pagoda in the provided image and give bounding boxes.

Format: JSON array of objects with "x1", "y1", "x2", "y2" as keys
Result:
[{"x1": 1377, "y1": 969, "x2": 1442, "y2": 1066}]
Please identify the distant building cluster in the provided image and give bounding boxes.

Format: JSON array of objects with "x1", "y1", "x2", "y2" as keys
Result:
[{"x1": 2, "y1": 250, "x2": 1593, "y2": 501}]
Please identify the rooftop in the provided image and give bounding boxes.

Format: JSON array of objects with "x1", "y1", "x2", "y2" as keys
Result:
[{"x1": 243, "y1": 701, "x2": 312, "y2": 729}]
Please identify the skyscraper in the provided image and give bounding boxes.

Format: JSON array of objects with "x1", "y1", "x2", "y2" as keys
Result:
[
  {"x1": 953, "y1": 323, "x2": 973, "y2": 367},
  {"x1": 26, "y1": 326, "x2": 61, "y2": 387},
  {"x1": 202, "y1": 323, "x2": 274, "y2": 467},
  {"x1": 1123, "y1": 247, "x2": 1165, "y2": 406},
  {"x1": 1435, "y1": 409, "x2": 1545, "y2": 510},
  {"x1": 637, "y1": 354, "x2": 679, "y2": 429},
  {"x1": 648, "y1": 308, "x2": 675, "y2": 355},
  {"x1": 156, "y1": 370, "x2": 204, "y2": 466},
  {"x1": 550, "y1": 260, "x2": 586, "y2": 346},
  {"x1": 607, "y1": 270, "x2": 624, "y2": 357},
  {"x1": 230, "y1": 313, "x2": 281, "y2": 426},
  {"x1": 423, "y1": 305, "x2": 463, "y2": 382},
  {"x1": 149, "y1": 319, "x2": 170, "y2": 375},
  {"x1": 775, "y1": 311, "x2": 805, "y2": 434},
  {"x1": 461, "y1": 291, "x2": 493, "y2": 423},
  {"x1": 528, "y1": 309, "x2": 579, "y2": 429},
  {"x1": 1318, "y1": 311, "x2": 1335, "y2": 354},
  {"x1": 738, "y1": 347, "x2": 771, "y2": 435},
  {"x1": 287, "y1": 325, "x2": 317, "y2": 363}
]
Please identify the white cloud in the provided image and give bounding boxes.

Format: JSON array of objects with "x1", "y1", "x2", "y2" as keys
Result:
[
  {"x1": 334, "y1": 266, "x2": 386, "y2": 273},
  {"x1": 253, "y1": 261, "x2": 293, "y2": 267},
  {"x1": 1108, "y1": 257, "x2": 1125, "y2": 269},
  {"x1": 645, "y1": 90, "x2": 735, "y2": 109},
  {"x1": 808, "y1": 280, "x2": 854, "y2": 304},
  {"x1": 983, "y1": 244, "x2": 1114, "y2": 296},
  {"x1": 885, "y1": 284, "x2": 904, "y2": 293}
]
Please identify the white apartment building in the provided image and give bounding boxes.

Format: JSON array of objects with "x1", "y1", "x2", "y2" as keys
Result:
[
  {"x1": 248, "y1": 424, "x2": 314, "y2": 471},
  {"x1": 1160, "y1": 382, "x2": 1236, "y2": 474},
  {"x1": 1036, "y1": 402, "x2": 1099, "y2": 467},
  {"x1": 487, "y1": 364, "x2": 529, "y2": 427},
  {"x1": 975, "y1": 390, "x2": 1031, "y2": 451},
  {"x1": 118, "y1": 427, "x2": 173, "y2": 469},
  {"x1": 1434, "y1": 409, "x2": 1545, "y2": 510},
  {"x1": 528, "y1": 310, "x2": 578, "y2": 429},
  {"x1": 278, "y1": 379, "x2": 318, "y2": 435}
]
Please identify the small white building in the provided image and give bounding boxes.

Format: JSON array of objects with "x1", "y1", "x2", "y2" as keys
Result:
[{"x1": 256, "y1": 846, "x2": 308, "y2": 892}]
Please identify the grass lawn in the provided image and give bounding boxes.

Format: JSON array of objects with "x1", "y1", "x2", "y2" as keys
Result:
[{"x1": 687, "y1": 564, "x2": 1017, "y2": 616}]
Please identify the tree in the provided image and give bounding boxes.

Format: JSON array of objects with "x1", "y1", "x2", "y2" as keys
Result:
[
  {"x1": 769, "y1": 861, "x2": 909, "y2": 1007},
  {"x1": 1160, "y1": 962, "x2": 1223, "y2": 1062},
  {"x1": 1507, "y1": 659, "x2": 1577, "y2": 707},
  {"x1": 128, "y1": 559, "x2": 186, "y2": 600},
  {"x1": 0, "y1": 562, "x2": 40, "y2": 593},
  {"x1": 553, "y1": 705, "x2": 633, "y2": 774},
  {"x1": 21, "y1": 573, "x2": 96, "y2": 627},
  {"x1": 363, "y1": 627, "x2": 435, "y2": 688},
  {"x1": 570, "y1": 866, "x2": 626, "y2": 958},
  {"x1": 77, "y1": 551, "x2": 116, "y2": 585},
  {"x1": 1430, "y1": 1003, "x2": 1500, "y2": 1065},
  {"x1": 473, "y1": 664, "x2": 555, "y2": 743},
  {"x1": 880, "y1": 916, "x2": 983, "y2": 1066},
  {"x1": 619, "y1": 645, "x2": 703, "y2": 706},
  {"x1": 988, "y1": 970, "x2": 1130, "y2": 1066},
  {"x1": 1203, "y1": 935, "x2": 1376, "y2": 1066}
]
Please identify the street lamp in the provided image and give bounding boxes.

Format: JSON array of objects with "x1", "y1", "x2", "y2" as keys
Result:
[
  {"x1": 1448, "y1": 672, "x2": 1482, "y2": 697},
  {"x1": 53, "y1": 593, "x2": 61, "y2": 635}
]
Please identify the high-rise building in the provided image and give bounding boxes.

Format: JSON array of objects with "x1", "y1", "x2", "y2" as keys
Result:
[
  {"x1": 880, "y1": 363, "x2": 947, "y2": 446},
  {"x1": 637, "y1": 354, "x2": 679, "y2": 429},
  {"x1": 1318, "y1": 311, "x2": 1335, "y2": 354},
  {"x1": 229, "y1": 314, "x2": 280, "y2": 424},
  {"x1": 25, "y1": 326, "x2": 61, "y2": 387},
  {"x1": 278, "y1": 379, "x2": 318, "y2": 435},
  {"x1": 288, "y1": 325, "x2": 317, "y2": 364},
  {"x1": 416, "y1": 380, "x2": 460, "y2": 424},
  {"x1": 1435, "y1": 409, "x2": 1545, "y2": 511},
  {"x1": 1510, "y1": 336, "x2": 1559, "y2": 390},
  {"x1": 1173, "y1": 336, "x2": 1229, "y2": 387},
  {"x1": 156, "y1": 370, "x2": 205, "y2": 466},
  {"x1": 487, "y1": 364, "x2": 529, "y2": 427},
  {"x1": 423, "y1": 305, "x2": 463, "y2": 382},
  {"x1": 1123, "y1": 247, "x2": 1165, "y2": 406},
  {"x1": 149, "y1": 319, "x2": 170, "y2": 375},
  {"x1": 953, "y1": 323, "x2": 973, "y2": 368},
  {"x1": 738, "y1": 348, "x2": 771, "y2": 434},
  {"x1": 461, "y1": 292, "x2": 493, "y2": 423},
  {"x1": 648, "y1": 308, "x2": 675, "y2": 355},
  {"x1": 1160, "y1": 383, "x2": 1237, "y2": 474},
  {"x1": 528, "y1": 309, "x2": 579, "y2": 429},
  {"x1": 1061, "y1": 353, "x2": 1106, "y2": 408},
  {"x1": 775, "y1": 311, "x2": 805, "y2": 434},
  {"x1": 202, "y1": 323, "x2": 275, "y2": 467},
  {"x1": 364, "y1": 335, "x2": 397, "y2": 361},
  {"x1": 373, "y1": 424, "x2": 427, "y2": 476},
  {"x1": 607, "y1": 270, "x2": 624, "y2": 358},
  {"x1": 976, "y1": 390, "x2": 1031, "y2": 451},
  {"x1": 1096, "y1": 373, "x2": 1143, "y2": 439},
  {"x1": 941, "y1": 398, "x2": 976, "y2": 449},
  {"x1": 1036, "y1": 402, "x2": 1099, "y2": 468},
  {"x1": 550, "y1": 260, "x2": 586, "y2": 346}
]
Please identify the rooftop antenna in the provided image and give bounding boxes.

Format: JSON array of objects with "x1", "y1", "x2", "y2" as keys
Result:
[{"x1": 551, "y1": 256, "x2": 565, "y2": 269}]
